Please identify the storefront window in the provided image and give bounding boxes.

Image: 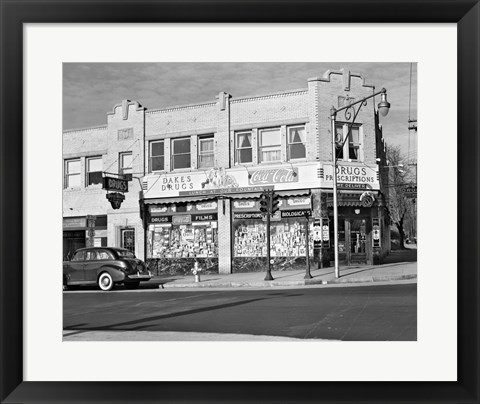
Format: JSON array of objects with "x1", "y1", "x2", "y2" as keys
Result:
[
  {"x1": 270, "y1": 220, "x2": 313, "y2": 257},
  {"x1": 148, "y1": 222, "x2": 217, "y2": 258},
  {"x1": 233, "y1": 218, "x2": 314, "y2": 257},
  {"x1": 233, "y1": 220, "x2": 266, "y2": 257}
]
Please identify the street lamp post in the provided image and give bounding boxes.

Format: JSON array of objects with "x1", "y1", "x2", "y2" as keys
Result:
[{"x1": 330, "y1": 88, "x2": 390, "y2": 278}]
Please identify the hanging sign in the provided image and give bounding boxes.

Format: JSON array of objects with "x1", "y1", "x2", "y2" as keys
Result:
[{"x1": 103, "y1": 176, "x2": 128, "y2": 192}]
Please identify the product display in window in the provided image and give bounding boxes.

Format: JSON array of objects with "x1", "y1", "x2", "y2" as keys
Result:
[
  {"x1": 233, "y1": 219, "x2": 314, "y2": 257},
  {"x1": 270, "y1": 221, "x2": 314, "y2": 257},
  {"x1": 234, "y1": 222, "x2": 266, "y2": 257},
  {"x1": 148, "y1": 223, "x2": 217, "y2": 258}
]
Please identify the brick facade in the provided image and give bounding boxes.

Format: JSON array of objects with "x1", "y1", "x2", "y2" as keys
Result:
[{"x1": 63, "y1": 69, "x2": 390, "y2": 270}]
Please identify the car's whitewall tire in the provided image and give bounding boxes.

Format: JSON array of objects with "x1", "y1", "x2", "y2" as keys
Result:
[{"x1": 98, "y1": 272, "x2": 114, "y2": 291}]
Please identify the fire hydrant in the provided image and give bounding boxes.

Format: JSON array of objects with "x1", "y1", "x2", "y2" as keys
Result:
[{"x1": 192, "y1": 261, "x2": 201, "y2": 282}]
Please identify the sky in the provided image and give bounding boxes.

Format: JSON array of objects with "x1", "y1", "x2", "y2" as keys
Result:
[{"x1": 63, "y1": 62, "x2": 417, "y2": 160}]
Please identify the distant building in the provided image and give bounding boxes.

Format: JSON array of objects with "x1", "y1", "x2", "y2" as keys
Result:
[{"x1": 63, "y1": 69, "x2": 390, "y2": 273}]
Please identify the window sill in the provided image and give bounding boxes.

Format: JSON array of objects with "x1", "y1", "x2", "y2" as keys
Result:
[
  {"x1": 258, "y1": 161, "x2": 283, "y2": 165},
  {"x1": 337, "y1": 159, "x2": 364, "y2": 164},
  {"x1": 171, "y1": 168, "x2": 196, "y2": 174}
]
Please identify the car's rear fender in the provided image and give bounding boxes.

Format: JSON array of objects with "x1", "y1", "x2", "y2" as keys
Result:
[{"x1": 96, "y1": 266, "x2": 126, "y2": 283}]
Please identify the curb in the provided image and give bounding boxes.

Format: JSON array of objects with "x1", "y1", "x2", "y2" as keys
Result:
[
  {"x1": 161, "y1": 274, "x2": 417, "y2": 289},
  {"x1": 306, "y1": 273, "x2": 417, "y2": 285}
]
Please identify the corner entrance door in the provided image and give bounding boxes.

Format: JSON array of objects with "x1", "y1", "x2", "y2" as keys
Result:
[
  {"x1": 348, "y1": 218, "x2": 367, "y2": 264},
  {"x1": 334, "y1": 218, "x2": 368, "y2": 265}
]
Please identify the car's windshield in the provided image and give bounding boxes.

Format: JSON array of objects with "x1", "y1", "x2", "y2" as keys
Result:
[{"x1": 117, "y1": 250, "x2": 135, "y2": 259}]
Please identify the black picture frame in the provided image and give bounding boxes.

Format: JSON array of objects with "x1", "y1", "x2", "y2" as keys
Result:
[{"x1": 1, "y1": 1, "x2": 478, "y2": 403}]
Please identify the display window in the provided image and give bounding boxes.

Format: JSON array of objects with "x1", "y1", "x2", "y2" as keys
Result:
[
  {"x1": 233, "y1": 217, "x2": 314, "y2": 258},
  {"x1": 147, "y1": 221, "x2": 217, "y2": 259},
  {"x1": 233, "y1": 220, "x2": 266, "y2": 257}
]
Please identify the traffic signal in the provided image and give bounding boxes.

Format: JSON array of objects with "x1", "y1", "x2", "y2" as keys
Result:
[
  {"x1": 271, "y1": 193, "x2": 280, "y2": 215},
  {"x1": 259, "y1": 192, "x2": 269, "y2": 214}
]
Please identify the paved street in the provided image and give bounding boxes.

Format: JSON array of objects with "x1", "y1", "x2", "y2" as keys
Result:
[{"x1": 63, "y1": 283, "x2": 416, "y2": 341}]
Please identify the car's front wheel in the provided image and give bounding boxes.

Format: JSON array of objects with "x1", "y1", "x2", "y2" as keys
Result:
[
  {"x1": 98, "y1": 272, "x2": 114, "y2": 291},
  {"x1": 124, "y1": 281, "x2": 140, "y2": 290}
]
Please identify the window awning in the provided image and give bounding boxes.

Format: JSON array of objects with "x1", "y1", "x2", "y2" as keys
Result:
[
  {"x1": 326, "y1": 191, "x2": 379, "y2": 207},
  {"x1": 275, "y1": 189, "x2": 311, "y2": 197},
  {"x1": 143, "y1": 189, "x2": 311, "y2": 204},
  {"x1": 229, "y1": 192, "x2": 263, "y2": 200}
]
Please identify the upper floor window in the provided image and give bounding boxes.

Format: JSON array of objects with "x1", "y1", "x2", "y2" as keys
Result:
[
  {"x1": 287, "y1": 125, "x2": 306, "y2": 160},
  {"x1": 119, "y1": 152, "x2": 132, "y2": 180},
  {"x1": 235, "y1": 131, "x2": 252, "y2": 164},
  {"x1": 348, "y1": 126, "x2": 361, "y2": 160},
  {"x1": 172, "y1": 138, "x2": 191, "y2": 170},
  {"x1": 335, "y1": 124, "x2": 344, "y2": 160},
  {"x1": 334, "y1": 123, "x2": 362, "y2": 161},
  {"x1": 198, "y1": 135, "x2": 214, "y2": 168},
  {"x1": 86, "y1": 156, "x2": 102, "y2": 186},
  {"x1": 259, "y1": 128, "x2": 281, "y2": 163},
  {"x1": 150, "y1": 140, "x2": 164, "y2": 172},
  {"x1": 65, "y1": 159, "x2": 81, "y2": 188}
]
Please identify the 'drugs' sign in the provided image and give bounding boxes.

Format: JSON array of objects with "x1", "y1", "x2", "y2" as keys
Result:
[
  {"x1": 322, "y1": 164, "x2": 378, "y2": 189},
  {"x1": 103, "y1": 176, "x2": 128, "y2": 192}
]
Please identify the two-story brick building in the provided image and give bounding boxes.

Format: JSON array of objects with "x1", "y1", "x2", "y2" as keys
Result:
[{"x1": 63, "y1": 68, "x2": 390, "y2": 273}]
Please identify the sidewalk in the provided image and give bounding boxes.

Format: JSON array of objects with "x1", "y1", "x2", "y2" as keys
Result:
[{"x1": 152, "y1": 259, "x2": 417, "y2": 290}]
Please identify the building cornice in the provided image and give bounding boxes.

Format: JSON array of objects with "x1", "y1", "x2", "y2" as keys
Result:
[
  {"x1": 231, "y1": 89, "x2": 308, "y2": 104},
  {"x1": 309, "y1": 68, "x2": 375, "y2": 90},
  {"x1": 146, "y1": 102, "x2": 216, "y2": 115},
  {"x1": 63, "y1": 125, "x2": 107, "y2": 135},
  {"x1": 107, "y1": 100, "x2": 145, "y2": 117}
]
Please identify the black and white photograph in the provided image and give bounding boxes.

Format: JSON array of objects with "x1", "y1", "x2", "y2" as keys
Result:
[
  {"x1": 2, "y1": 4, "x2": 477, "y2": 401},
  {"x1": 62, "y1": 62, "x2": 418, "y2": 342}
]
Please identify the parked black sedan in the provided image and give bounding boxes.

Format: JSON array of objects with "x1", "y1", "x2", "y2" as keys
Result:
[{"x1": 63, "y1": 247, "x2": 152, "y2": 291}]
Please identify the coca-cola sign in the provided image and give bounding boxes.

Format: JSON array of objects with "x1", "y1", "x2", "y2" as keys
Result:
[{"x1": 248, "y1": 168, "x2": 298, "y2": 185}]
